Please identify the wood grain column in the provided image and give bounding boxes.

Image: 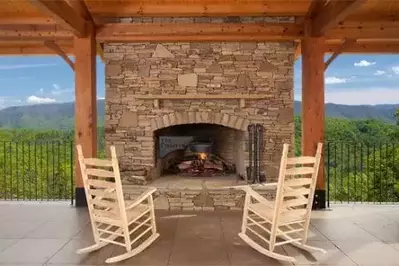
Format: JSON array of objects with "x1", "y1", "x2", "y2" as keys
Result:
[
  {"x1": 301, "y1": 34, "x2": 326, "y2": 209},
  {"x1": 74, "y1": 25, "x2": 97, "y2": 207}
]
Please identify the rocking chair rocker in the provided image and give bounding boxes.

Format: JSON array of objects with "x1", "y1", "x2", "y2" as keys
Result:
[
  {"x1": 76, "y1": 145, "x2": 159, "y2": 264},
  {"x1": 237, "y1": 143, "x2": 326, "y2": 263}
]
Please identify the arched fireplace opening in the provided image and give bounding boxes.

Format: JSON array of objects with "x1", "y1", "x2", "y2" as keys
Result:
[{"x1": 154, "y1": 123, "x2": 246, "y2": 179}]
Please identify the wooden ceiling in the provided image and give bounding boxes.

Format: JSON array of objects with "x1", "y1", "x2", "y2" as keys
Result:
[{"x1": 0, "y1": 0, "x2": 399, "y2": 55}]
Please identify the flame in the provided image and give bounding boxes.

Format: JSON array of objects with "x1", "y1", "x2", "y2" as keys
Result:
[{"x1": 199, "y1": 152, "x2": 207, "y2": 160}]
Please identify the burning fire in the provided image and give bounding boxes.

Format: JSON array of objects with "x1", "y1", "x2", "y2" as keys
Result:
[{"x1": 199, "y1": 153, "x2": 207, "y2": 160}]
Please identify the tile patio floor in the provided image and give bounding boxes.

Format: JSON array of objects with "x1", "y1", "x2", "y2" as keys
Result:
[{"x1": 0, "y1": 202, "x2": 398, "y2": 265}]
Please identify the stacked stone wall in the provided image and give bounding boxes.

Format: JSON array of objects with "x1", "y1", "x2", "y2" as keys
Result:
[{"x1": 105, "y1": 41, "x2": 295, "y2": 182}]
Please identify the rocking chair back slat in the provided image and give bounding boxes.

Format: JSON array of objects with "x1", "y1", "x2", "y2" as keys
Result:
[
  {"x1": 84, "y1": 158, "x2": 113, "y2": 167},
  {"x1": 86, "y1": 168, "x2": 115, "y2": 178},
  {"x1": 283, "y1": 187, "x2": 310, "y2": 197},
  {"x1": 286, "y1": 156, "x2": 316, "y2": 165},
  {"x1": 285, "y1": 178, "x2": 312, "y2": 187},
  {"x1": 87, "y1": 179, "x2": 117, "y2": 189},
  {"x1": 285, "y1": 167, "x2": 314, "y2": 175}
]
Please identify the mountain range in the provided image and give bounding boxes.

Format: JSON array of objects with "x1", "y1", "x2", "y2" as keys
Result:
[{"x1": 0, "y1": 100, "x2": 396, "y2": 130}]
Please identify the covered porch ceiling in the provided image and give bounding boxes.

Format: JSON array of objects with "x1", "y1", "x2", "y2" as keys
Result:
[{"x1": 0, "y1": 0, "x2": 399, "y2": 56}]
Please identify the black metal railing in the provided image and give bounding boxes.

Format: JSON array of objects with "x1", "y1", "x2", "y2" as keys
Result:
[
  {"x1": 0, "y1": 141, "x2": 74, "y2": 203},
  {"x1": 0, "y1": 140, "x2": 397, "y2": 207},
  {"x1": 325, "y1": 142, "x2": 399, "y2": 206}
]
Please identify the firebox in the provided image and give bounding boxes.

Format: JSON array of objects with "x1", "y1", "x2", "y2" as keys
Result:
[{"x1": 154, "y1": 123, "x2": 246, "y2": 179}]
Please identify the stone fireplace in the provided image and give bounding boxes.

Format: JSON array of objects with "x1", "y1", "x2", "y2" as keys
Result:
[{"x1": 104, "y1": 36, "x2": 294, "y2": 209}]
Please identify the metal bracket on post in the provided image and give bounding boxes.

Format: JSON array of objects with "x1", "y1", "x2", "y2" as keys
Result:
[{"x1": 312, "y1": 190, "x2": 326, "y2": 209}]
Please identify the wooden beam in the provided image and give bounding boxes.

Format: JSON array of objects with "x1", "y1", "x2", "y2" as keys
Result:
[
  {"x1": 74, "y1": 24, "x2": 97, "y2": 207},
  {"x1": 301, "y1": 32, "x2": 325, "y2": 207},
  {"x1": 0, "y1": 25, "x2": 72, "y2": 40},
  {"x1": 327, "y1": 25, "x2": 399, "y2": 39},
  {"x1": 66, "y1": 0, "x2": 104, "y2": 60},
  {"x1": 312, "y1": 0, "x2": 366, "y2": 36},
  {"x1": 325, "y1": 41, "x2": 399, "y2": 53},
  {"x1": 306, "y1": 0, "x2": 328, "y2": 19},
  {"x1": 0, "y1": 16, "x2": 55, "y2": 25},
  {"x1": 96, "y1": 23, "x2": 303, "y2": 42},
  {"x1": 324, "y1": 39, "x2": 356, "y2": 69},
  {"x1": 66, "y1": 0, "x2": 92, "y2": 20},
  {"x1": 29, "y1": 0, "x2": 88, "y2": 37},
  {"x1": 87, "y1": 0, "x2": 310, "y2": 17},
  {"x1": 44, "y1": 41, "x2": 74, "y2": 70},
  {"x1": 0, "y1": 45, "x2": 73, "y2": 55}
]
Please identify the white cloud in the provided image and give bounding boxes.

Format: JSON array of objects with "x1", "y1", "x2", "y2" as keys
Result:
[
  {"x1": 374, "y1": 70, "x2": 386, "y2": 76},
  {"x1": 97, "y1": 97, "x2": 105, "y2": 100},
  {"x1": 325, "y1": 88, "x2": 399, "y2": 105},
  {"x1": 354, "y1": 60, "x2": 376, "y2": 67},
  {"x1": 38, "y1": 88, "x2": 44, "y2": 95},
  {"x1": 0, "y1": 63, "x2": 56, "y2": 70},
  {"x1": 26, "y1": 95, "x2": 56, "y2": 104},
  {"x1": 325, "y1": 76, "x2": 347, "y2": 84},
  {"x1": 391, "y1": 66, "x2": 399, "y2": 75}
]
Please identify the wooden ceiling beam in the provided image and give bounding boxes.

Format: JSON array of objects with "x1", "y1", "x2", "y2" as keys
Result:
[
  {"x1": 312, "y1": 0, "x2": 366, "y2": 36},
  {"x1": 0, "y1": 45, "x2": 73, "y2": 55},
  {"x1": 0, "y1": 25, "x2": 72, "y2": 40},
  {"x1": 325, "y1": 41, "x2": 399, "y2": 53},
  {"x1": 324, "y1": 39, "x2": 356, "y2": 70},
  {"x1": 29, "y1": 0, "x2": 88, "y2": 37},
  {"x1": 44, "y1": 40, "x2": 74, "y2": 70},
  {"x1": 0, "y1": 17, "x2": 55, "y2": 25},
  {"x1": 66, "y1": 0, "x2": 104, "y2": 60},
  {"x1": 87, "y1": 1, "x2": 309, "y2": 17},
  {"x1": 327, "y1": 25, "x2": 399, "y2": 39},
  {"x1": 96, "y1": 23, "x2": 303, "y2": 42}
]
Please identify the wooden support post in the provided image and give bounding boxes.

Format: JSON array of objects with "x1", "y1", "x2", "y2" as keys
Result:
[
  {"x1": 301, "y1": 31, "x2": 326, "y2": 209},
  {"x1": 74, "y1": 25, "x2": 97, "y2": 207}
]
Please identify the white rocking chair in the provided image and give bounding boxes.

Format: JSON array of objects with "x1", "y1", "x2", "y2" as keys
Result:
[
  {"x1": 76, "y1": 145, "x2": 159, "y2": 264},
  {"x1": 238, "y1": 143, "x2": 326, "y2": 263}
]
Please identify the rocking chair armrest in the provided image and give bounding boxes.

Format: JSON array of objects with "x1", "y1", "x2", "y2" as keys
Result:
[
  {"x1": 257, "y1": 182, "x2": 278, "y2": 188},
  {"x1": 245, "y1": 186, "x2": 275, "y2": 207},
  {"x1": 221, "y1": 182, "x2": 278, "y2": 190},
  {"x1": 126, "y1": 187, "x2": 157, "y2": 210}
]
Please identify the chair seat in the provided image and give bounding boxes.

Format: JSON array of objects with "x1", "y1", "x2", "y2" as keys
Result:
[
  {"x1": 250, "y1": 203, "x2": 306, "y2": 224},
  {"x1": 93, "y1": 203, "x2": 149, "y2": 226}
]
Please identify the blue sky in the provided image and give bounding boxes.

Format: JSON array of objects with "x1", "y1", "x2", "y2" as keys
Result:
[{"x1": 0, "y1": 54, "x2": 398, "y2": 109}]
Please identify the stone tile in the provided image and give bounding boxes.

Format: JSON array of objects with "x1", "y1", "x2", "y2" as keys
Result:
[
  {"x1": 175, "y1": 215, "x2": 223, "y2": 240},
  {"x1": 353, "y1": 219, "x2": 399, "y2": 243},
  {"x1": 25, "y1": 220, "x2": 85, "y2": 239},
  {"x1": 169, "y1": 239, "x2": 229, "y2": 265},
  {"x1": 48, "y1": 238, "x2": 115, "y2": 265},
  {"x1": 284, "y1": 240, "x2": 356, "y2": 266},
  {"x1": 0, "y1": 239, "x2": 18, "y2": 252},
  {"x1": 0, "y1": 220, "x2": 43, "y2": 238},
  {"x1": 311, "y1": 220, "x2": 379, "y2": 242},
  {"x1": 72, "y1": 223, "x2": 95, "y2": 242},
  {"x1": 227, "y1": 235, "x2": 292, "y2": 265},
  {"x1": 0, "y1": 239, "x2": 68, "y2": 264},
  {"x1": 0, "y1": 262, "x2": 42, "y2": 266},
  {"x1": 113, "y1": 239, "x2": 172, "y2": 266},
  {"x1": 333, "y1": 240, "x2": 399, "y2": 266}
]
